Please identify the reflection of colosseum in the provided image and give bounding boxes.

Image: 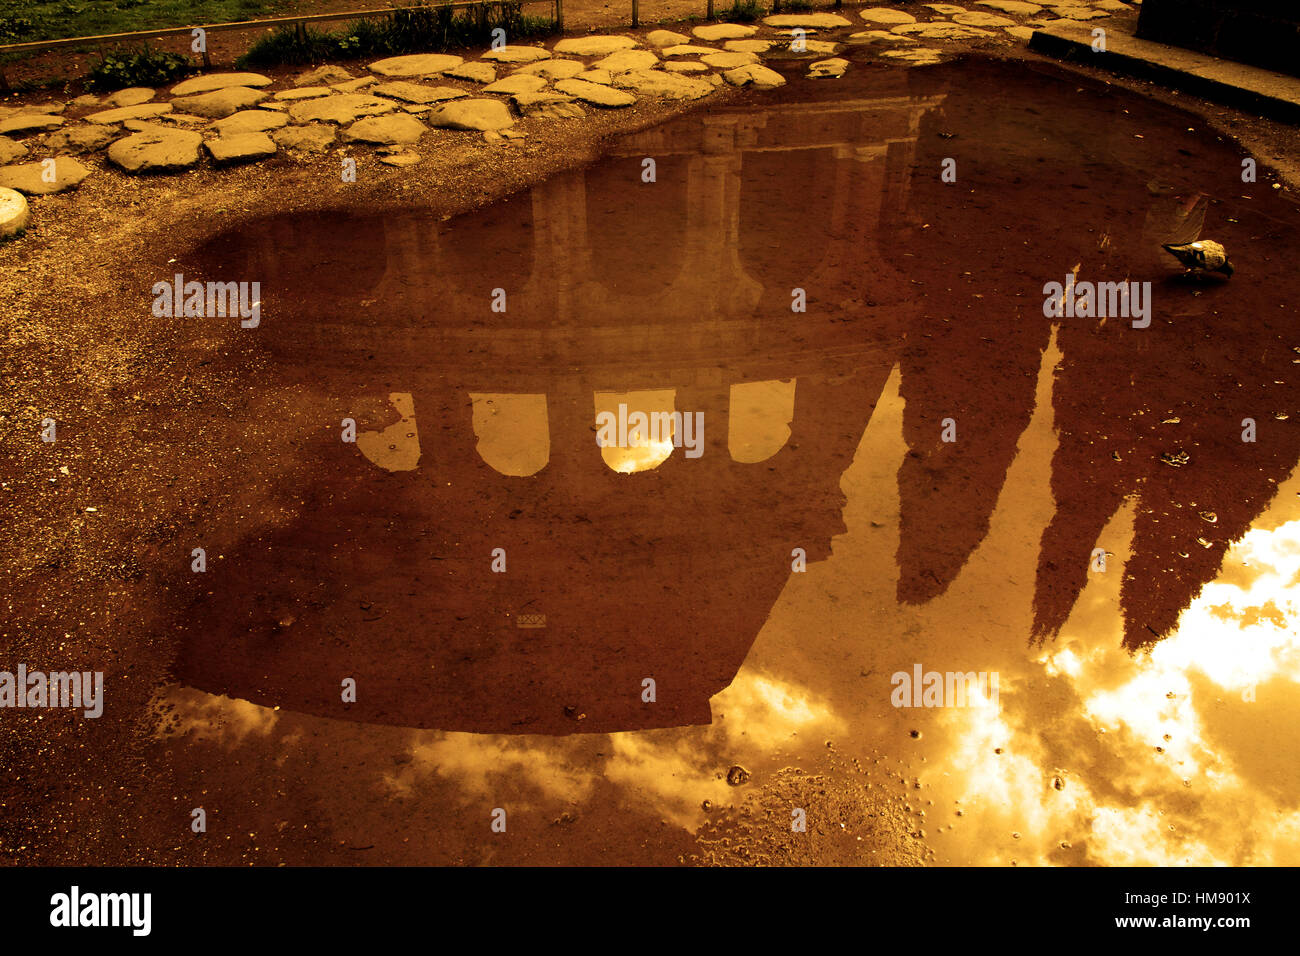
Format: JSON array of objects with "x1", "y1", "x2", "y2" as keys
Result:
[{"x1": 174, "y1": 83, "x2": 946, "y2": 734}]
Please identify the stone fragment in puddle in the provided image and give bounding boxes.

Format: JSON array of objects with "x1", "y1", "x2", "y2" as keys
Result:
[
  {"x1": 808, "y1": 57, "x2": 849, "y2": 78},
  {"x1": 723, "y1": 64, "x2": 786, "y2": 88}
]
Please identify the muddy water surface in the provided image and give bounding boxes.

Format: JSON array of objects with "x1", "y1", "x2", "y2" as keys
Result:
[{"x1": 156, "y1": 57, "x2": 1300, "y2": 865}]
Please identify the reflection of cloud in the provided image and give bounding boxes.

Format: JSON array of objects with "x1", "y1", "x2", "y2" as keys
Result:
[
  {"x1": 944, "y1": 515, "x2": 1300, "y2": 865},
  {"x1": 603, "y1": 670, "x2": 846, "y2": 826},
  {"x1": 153, "y1": 686, "x2": 279, "y2": 746},
  {"x1": 386, "y1": 732, "x2": 595, "y2": 809}
]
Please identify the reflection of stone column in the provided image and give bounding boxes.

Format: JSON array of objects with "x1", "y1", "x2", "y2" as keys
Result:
[
  {"x1": 526, "y1": 168, "x2": 587, "y2": 323},
  {"x1": 680, "y1": 121, "x2": 764, "y2": 318}
]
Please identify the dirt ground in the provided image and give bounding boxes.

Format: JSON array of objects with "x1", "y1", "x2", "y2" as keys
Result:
[{"x1": 2, "y1": 11, "x2": 1300, "y2": 864}]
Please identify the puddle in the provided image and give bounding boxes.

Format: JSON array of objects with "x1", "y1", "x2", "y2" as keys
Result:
[{"x1": 159, "y1": 58, "x2": 1300, "y2": 864}]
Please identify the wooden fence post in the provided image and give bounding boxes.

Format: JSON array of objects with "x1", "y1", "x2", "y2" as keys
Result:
[
  {"x1": 632, "y1": 0, "x2": 638, "y2": 27},
  {"x1": 707, "y1": 0, "x2": 714, "y2": 20}
]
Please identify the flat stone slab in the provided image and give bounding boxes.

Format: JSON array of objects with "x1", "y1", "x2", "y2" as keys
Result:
[
  {"x1": 975, "y1": 0, "x2": 1042, "y2": 13},
  {"x1": 859, "y1": 8, "x2": 917, "y2": 24},
  {"x1": 808, "y1": 57, "x2": 850, "y2": 78},
  {"x1": 274, "y1": 87, "x2": 332, "y2": 101},
  {"x1": 271, "y1": 123, "x2": 336, "y2": 152},
  {"x1": 85, "y1": 102, "x2": 173, "y2": 124},
  {"x1": 343, "y1": 113, "x2": 428, "y2": 144},
  {"x1": 1053, "y1": 6, "x2": 1110, "y2": 18},
  {"x1": 646, "y1": 29, "x2": 689, "y2": 47},
  {"x1": 373, "y1": 81, "x2": 469, "y2": 104},
  {"x1": 288, "y1": 93, "x2": 396, "y2": 124},
  {"x1": 444, "y1": 62, "x2": 497, "y2": 83},
  {"x1": 172, "y1": 87, "x2": 268, "y2": 119},
  {"x1": 554, "y1": 78, "x2": 635, "y2": 106},
  {"x1": 0, "y1": 157, "x2": 91, "y2": 195},
  {"x1": 380, "y1": 150, "x2": 422, "y2": 167},
  {"x1": 332, "y1": 77, "x2": 377, "y2": 92},
  {"x1": 724, "y1": 39, "x2": 773, "y2": 53},
  {"x1": 702, "y1": 50, "x2": 761, "y2": 68},
  {"x1": 892, "y1": 21, "x2": 995, "y2": 38},
  {"x1": 0, "y1": 136, "x2": 28, "y2": 163},
  {"x1": 577, "y1": 69, "x2": 612, "y2": 84},
  {"x1": 0, "y1": 114, "x2": 64, "y2": 135},
  {"x1": 1030, "y1": 18, "x2": 1300, "y2": 124},
  {"x1": 206, "y1": 132, "x2": 277, "y2": 164},
  {"x1": 594, "y1": 49, "x2": 660, "y2": 73},
  {"x1": 211, "y1": 109, "x2": 290, "y2": 135},
  {"x1": 295, "y1": 65, "x2": 355, "y2": 86},
  {"x1": 882, "y1": 46, "x2": 945, "y2": 63},
  {"x1": 663, "y1": 61, "x2": 709, "y2": 73},
  {"x1": 425, "y1": 98, "x2": 515, "y2": 130},
  {"x1": 848, "y1": 29, "x2": 918, "y2": 42},
  {"x1": 514, "y1": 59, "x2": 584, "y2": 79},
  {"x1": 107, "y1": 128, "x2": 203, "y2": 173},
  {"x1": 954, "y1": 10, "x2": 1016, "y2": 26},
  {"x1": 368, "y1": 54, "x2": 464, "y2": 77},
  {"x1": 611, "y1": 69, "x2": 713, "y2": 99},
  {"x1": 0, "y1": 186, "x2": 27, "y2": 237},
  {"x1": 171, "y1": 72, "x2": 272, "y2": 95},
  {"x1": 800, "y1": 39, "x2": 843, "y2": 54},
  {"x1": 692, "y1": 24, "x2": 757, "y2": 40},
  {"x1": 661, "y1": 44, "x2": 719, "y2": 57},
  {"x1": 104, "y1": 87, "x2": 156, "y2": 108},
  {"x1": 1006, "y1": 25, "x2": 1035, "y2": 39},
  {"x1": 553, "y1": 36, "x2": 638, "y2": 55},
  {"x1": 482, "y1": 74, "x2": 548, "y2": 95},
  {"x1": 925, "y1": 3, "x2": 969, "y2": 13},
  {"x1": 43, "y1": 125, "x2": 119, "y2": 154},
  {"x1": 512, "y1": 92, "x2": 583, "y2": 119},
  {"x1": 762, "y1": 13, "x2": 852, "y2": 27},
  {"x1": 723, "y1": 64, "x2": 786, "y2": 88},
  {"x1": 480, "y1": 45, "x2": 550, "y2": 62}
]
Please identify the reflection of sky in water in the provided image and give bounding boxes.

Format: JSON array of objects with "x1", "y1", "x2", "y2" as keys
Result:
[{"x1": 155, "y1": 325, "x2": 1300, "y2": 865}]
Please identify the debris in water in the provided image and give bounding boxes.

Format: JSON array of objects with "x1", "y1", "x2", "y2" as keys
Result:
[{"x1": 726, "y1": 765, "x2": 750, "y2": 786}]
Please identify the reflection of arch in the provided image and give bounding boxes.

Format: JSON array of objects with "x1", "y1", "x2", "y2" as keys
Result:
[
  {"x1": 594, "y1": 389, "x2": 677, "y2": 473},
  {"x1": 729, "y1": 379, "x2": 795, "y2": 463},
  {"x1": 739, "y1": 148, "x2": 836, "y2": 290},
  {"x1": 585, "y1": 157, "x2": 690, "y2": 299},
  {"x1": 468, "y1": 393, "x2": 549, "y2": 477}
]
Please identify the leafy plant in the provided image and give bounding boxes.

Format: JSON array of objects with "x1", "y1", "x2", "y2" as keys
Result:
[
  {"x1": 85, "y1": 43, "x2": 193, "y2": 90},
  {"x1": 720, "y1": 0, "x2": 765, "y2": 23}
]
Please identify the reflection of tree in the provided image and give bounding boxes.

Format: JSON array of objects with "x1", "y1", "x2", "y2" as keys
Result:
[{"x1": 892, "y1": 59, "x2": 1300, "y2": 649}]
